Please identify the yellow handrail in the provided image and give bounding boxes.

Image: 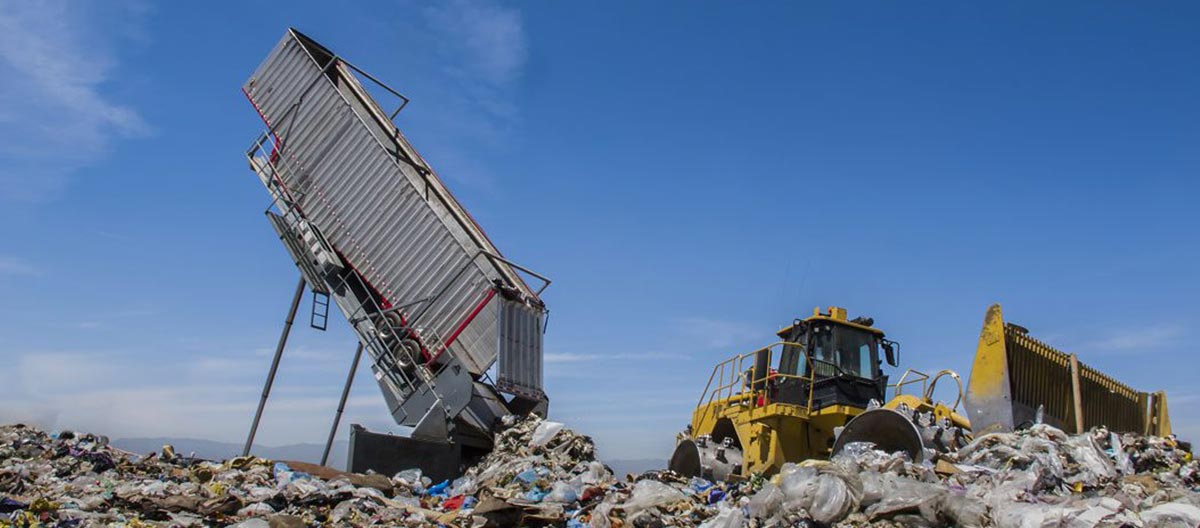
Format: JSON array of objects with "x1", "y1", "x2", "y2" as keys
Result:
[{"x1": 697, "y1": 341, "x2": 817, "y2": 416}]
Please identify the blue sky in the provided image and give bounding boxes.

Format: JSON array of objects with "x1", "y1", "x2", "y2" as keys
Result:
[{"x1": 1, "y1": 1, "x2": 1197, "y2": 461}]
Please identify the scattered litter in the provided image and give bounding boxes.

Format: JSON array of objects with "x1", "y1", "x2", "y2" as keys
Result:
[{"x1": 0, "y1": 419, "x2": 1195, "y2": 526}]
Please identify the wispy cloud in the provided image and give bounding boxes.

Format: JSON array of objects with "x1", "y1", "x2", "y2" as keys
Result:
[
  {"x1": 400, "y1": 0, "x2": 528, "y2": 191},
  {"x1": 545, "y1": 351, "x2": 688, "y2": 363},
  {"x1": 423, "y1": 0, "x2": 527, "y2": 88},
  {"x1": 1070, "y1": 323, "x2": 1187, "y2": 355},
  {"x1": 0, "y1": 1, "x2": 149, "y2": 201},
  {"x1": 0, "y1": 256, "x2": 40, "y2": 276},
  {"x1": 1170, "y1": 393, "x2": 1200, "y2": 405},
  {"x1": 674, "y1": 316, "x2": 765, "y2": 350},
  {"x1": 2, "y1": 350, "x2": 393, "y2": 445}
]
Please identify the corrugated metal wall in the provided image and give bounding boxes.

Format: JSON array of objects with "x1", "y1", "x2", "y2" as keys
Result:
[
  {"x1": 497, "y1": 300, "x2": 545, "y2": 399},
  {"x1": 244, "y1": 31, "x2": 543, "y2": 382},
  {"x1": 1004, "y1": 324, "x2": 1147, "y2": 433}
]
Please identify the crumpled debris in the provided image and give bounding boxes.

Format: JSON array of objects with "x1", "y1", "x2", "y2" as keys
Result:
[
  {"x1": 1, "y1": 419, "x2": 1195, "y2": 527},
  {"x1": 729, "y1": 423, "x2": 1196, "y2": 528}
]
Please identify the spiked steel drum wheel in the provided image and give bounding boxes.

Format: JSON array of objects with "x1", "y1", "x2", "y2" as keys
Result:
[
  {"x1": 831, "y1": 408, "x2": 927, "y2": 462},
  {"x1": 669, "y1": 436, "x2": 743, "y2": 481}
]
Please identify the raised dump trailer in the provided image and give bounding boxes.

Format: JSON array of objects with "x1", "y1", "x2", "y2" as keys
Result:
[
  {"x1": 242, "y1": 29, "x2": 550, "y2": 479},
  {"x1": 965, "y1": 304, "x2": 1171, "y2": 436}
]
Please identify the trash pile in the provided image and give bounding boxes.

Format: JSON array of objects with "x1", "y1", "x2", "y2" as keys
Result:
[{"x1": 2, "y1": 419, "x2": 1198, "y2": 527}]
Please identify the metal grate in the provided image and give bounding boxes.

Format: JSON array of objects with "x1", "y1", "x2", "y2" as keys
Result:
[{"x1": 1004, "y1": 324, "x2": 1146, "y2": 433}]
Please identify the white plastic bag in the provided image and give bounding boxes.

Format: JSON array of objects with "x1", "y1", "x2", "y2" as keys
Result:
[
  {"x1": 747, "y1": 482, "x2": 784, "y2": 519},
  {"x1": 1110, "y1": 432, "x2": 1135, "y2": 476},
  {"x1": 779, "y1": 463, "x2": 863, "y2": 524},
  {"x1": 236, "y1": 502, "x2": 275, "y2": 517},
  {"x1": 863, "y1": 473, "x2": 942, "y2": 518},
  {"x1": 531, "y1": 421, "x2": 566, "y2": 447},
  {"x1": 1139, "y1": 502, "x2": 1200, "y2": 528},
  {"x1": 393, "y1": 468, "x2": 422, "y2": 485},
  {"x1": 590, "y1": 496, "x2": 617, "y2": 528},
  {"x1": 449, "y1": 475, "x2": 476, "y2": 496},
  {"x1": 699, "y1": 504, "x2": 745, "y2": 528},
  {"x1": 621, "y1": 480, "x2": 687, "y2": 514},
  {"x1": 545, "y1": 481, "x2": 580, "y2": 503},
  {"x1": 1064, "y1": 434, "x2": 1117, "y2": 486},
  {"x1": 581, "y1": 461, "x2": 610, "y2": 484}
]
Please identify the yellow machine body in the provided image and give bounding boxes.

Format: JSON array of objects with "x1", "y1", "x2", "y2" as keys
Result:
[
  {"x1": 965, "y1": 303, "x2": 1171, "y2": 437},
  {"x1": 674, "y1": 304, "x2": 1173, "y2": 479},
  {"x1": 686, "y1": 397, "x2": 864, "y2": 476},
  {"x1": 675, "y1": 307, "x2": 965, "y2": 478}
]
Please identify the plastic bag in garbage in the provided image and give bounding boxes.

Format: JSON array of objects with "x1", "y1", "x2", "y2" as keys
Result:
[
  {"x1": 1110, "y1": 432, "x2": 1135, "y2": 476},
  {"x1": 927, "y1": 493, "x2": 988, "y2": 528},
  {"x1": 689, "y1": 476, "x2": 713, "y2": 493},
  {"x1": 699, "y1": 504, "x2": 744, "y2": 528},
  {"x1": 580, "y1": 461, "x2": 609, "y2": 484},
  {"x1": 621, "y1": 479, "x2": 687, "y2": 514},
  {"x1": 1063, "y1": 434, "x2": 1117, "y2": 486},
  {"x1": 236, "y1": 502, "x2": 275, "y2": 517},
  {"x1": 545, "y1": 481, "x2": 580, "y2": 503},
  {"x1": 747, "y1": 482, "x2": 784, "y2": 519},
  {"x1": 227, "y1": 519, "x2": 270, "y2": 528},
  {"x1": 862, "y1": 472, "x2": 942, "y2": 518},
  {"x1": 393, "y1": 468, "x2": 422, "y2": 486},
  {"x1": 590, "y1": 496, "x2": 618, "y2": 528},
  {"x1": 779, "y1": 462, "x2": 863, "y2": 524},
  {"x1": 449, "y1": 475, "x2": 476, "y2": 496},
  {"x1": 531, "y1": 421, "x2": 566, "y2": 447},
  {"x1": 1139, "y1": 502, "x2": 1200, "y2": 528}
]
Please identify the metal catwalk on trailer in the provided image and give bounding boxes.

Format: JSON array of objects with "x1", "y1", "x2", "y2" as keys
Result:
[{"x1": 241, "y1": 28, "x2": 551, "y2": 479}]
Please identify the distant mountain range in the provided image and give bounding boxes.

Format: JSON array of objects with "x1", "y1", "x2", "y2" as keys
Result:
[{"x1": 113, "y1": 437, "x2": 665, "y2": 476}]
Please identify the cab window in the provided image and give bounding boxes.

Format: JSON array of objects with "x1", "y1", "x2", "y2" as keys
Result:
[{"x1": 800, "y1": 324, "x2": 878, "y2": 379}]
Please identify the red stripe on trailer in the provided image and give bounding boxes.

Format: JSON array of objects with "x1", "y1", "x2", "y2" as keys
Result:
[
  {"x1": 245, "y1": 85, "x2": 434, "y2": 361},
  {"x1": 430, "y1": 287, "x2": 498, "y2": 364}
]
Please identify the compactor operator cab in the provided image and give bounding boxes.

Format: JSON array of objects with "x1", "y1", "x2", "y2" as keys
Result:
[{"x1": 771, "y1": 307, "x2": 898, "y2": 411}]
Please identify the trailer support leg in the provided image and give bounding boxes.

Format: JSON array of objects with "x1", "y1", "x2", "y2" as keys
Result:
[
  {"x1": 322, "y1": 342, "x2": 363, "y2": 466},
  {"x1": 243, "y1": 277, "x2": 306, "y2": 456}
]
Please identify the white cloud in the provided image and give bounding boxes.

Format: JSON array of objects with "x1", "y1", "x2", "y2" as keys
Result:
[
  {"x1": 545, "y1": 351, "x2": 688, "y2": 363},
  {"x1": 423, "y1": 0, "x2": 527, "y2": 87},
  {"x1": 674, "y1": 316, "x2": 765, "y2": 349},
  {"x1": 0, "y1": 256, "x2": 40, "y2": 276},
  {"x1": 253, "y1": 346, "x2": 347, "y2": 362},
  {"x1": 1, "y1": 350, "x2": 392, "y2": 446},
  {"x1": 0, "y1": 1, "x2": 149, "y2": 201},
  {"x1": 400, "y1": 0, "x2": 529, "y2": 191},
  {"x1": 545, "y1": 352, "x2": 598, "y2": 363},
  {"x1": 1070, "y1": 324, "x2": 1187, "y2": 355},
  {"x1": 1170, "y1": 393, "x2": 1200, "y2": 405}
]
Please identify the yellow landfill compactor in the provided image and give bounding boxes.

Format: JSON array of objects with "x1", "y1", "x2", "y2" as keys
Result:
[{"x1": 668, "y1": 304, "x2": 1173, "y2": 480}]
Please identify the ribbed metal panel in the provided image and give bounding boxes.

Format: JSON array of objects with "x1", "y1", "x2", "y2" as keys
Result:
[
  {"x1": 1003, "y1": 324, "x2": 1147, "y2": 432},
  {"x1": 244, "y1": 31, "x2": 543, "y2": 377},
  {"x1": 497, "y1": 299, "x2": 545, "y2": 398}
]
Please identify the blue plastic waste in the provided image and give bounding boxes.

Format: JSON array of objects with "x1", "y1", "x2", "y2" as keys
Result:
[
  {"x1": 515, "y1": 469, "x2": 539, "y2": 484},
  {"x1": 707, "y1": 488, "x2": 726, "y2": 504},
  {"x1": 425, "y1": 480, "x2": 451, "y2": 496},
  {"x1": 524, "y1": 486, "x2": 549, "y2": 502}
]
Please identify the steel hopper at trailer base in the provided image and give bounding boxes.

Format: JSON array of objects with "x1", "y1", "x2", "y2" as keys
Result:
[{"x1": 242, "y1": 29, "x2": 550, "y2": 480}]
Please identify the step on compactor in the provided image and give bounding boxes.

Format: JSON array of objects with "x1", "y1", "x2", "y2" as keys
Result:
[{"x1": 670, "y1": 304, "x2": 1173, "y2": 480}]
